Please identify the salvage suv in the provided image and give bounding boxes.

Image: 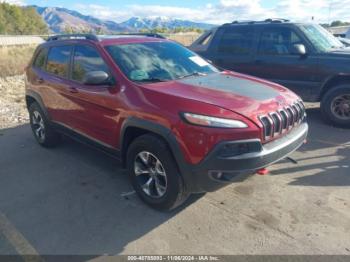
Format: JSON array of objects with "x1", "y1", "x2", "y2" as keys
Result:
[
  {"x1": 25, "y1": 34, "x2": 308, "y2": 210},
  {"x1": 190, "y1": 19, "x2": 350, "y2": 127}
]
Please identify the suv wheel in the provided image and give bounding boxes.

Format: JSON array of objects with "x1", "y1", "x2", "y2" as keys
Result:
[
  {"x1": 321, "y1": 84, "x2": 350, "y2": 128},
  {"x1": 126, "y1": 134, "x2": 189, "y2": 211},
  {"x1": 29, "y1": 102, "x2": 61, "y2": 147}
]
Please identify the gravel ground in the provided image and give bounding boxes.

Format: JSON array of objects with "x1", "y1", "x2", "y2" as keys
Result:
[{"x1": 0, "y1": 75, "x2": 28, "y2": 129}]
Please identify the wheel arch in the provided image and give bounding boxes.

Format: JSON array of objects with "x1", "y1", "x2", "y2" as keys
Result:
[
  {"x1": 120, "y1": 117, "x2": 195, "y2": 190},
  {"x1": 320, "y1": 74, "x2": 350, "y2": 100},
  {"x1": 25, "y1": 90, "x2": 50, "y2": 120}
]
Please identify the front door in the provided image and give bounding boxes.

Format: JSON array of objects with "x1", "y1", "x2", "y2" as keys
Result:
[
  {"x1": 252, "y1": 26, "x2": 319, "y2": 100},
  {"x1": 63, "y1": 44, "x2": 120, "y2": 147}
]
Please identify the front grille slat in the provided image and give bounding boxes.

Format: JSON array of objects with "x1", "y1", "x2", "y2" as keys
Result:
[{"x1": 259, "y1": 100, "x2": 306, "y2": 141}]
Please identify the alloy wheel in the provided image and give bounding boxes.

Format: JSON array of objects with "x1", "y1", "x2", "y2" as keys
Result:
[
  {"x1": 32, "y1": 111, "x2": 46, "y2": 141},
  {"x1": 134, "y1": 151, "x2": 167, "y2": 198},
  {"x1": 331, "y1": 94, "x2": 350, "y2": 120}
]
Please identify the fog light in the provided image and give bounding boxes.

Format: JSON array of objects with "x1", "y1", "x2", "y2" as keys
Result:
[{"x1": 210, "y1": 171, "x2": 223, "y2": 179}]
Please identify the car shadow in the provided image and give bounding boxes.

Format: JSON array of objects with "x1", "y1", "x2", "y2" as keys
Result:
[
  {"x1": 0, "y1": 124, "x2": 203, "y2": 257},
  {"x1": 270, "y1": 106, "x2": 350, "y2": 186}
]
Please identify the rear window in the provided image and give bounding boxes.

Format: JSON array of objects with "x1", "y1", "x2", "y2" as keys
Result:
[
  {"x1": 46, "y1": 46, "x2": 72, "y2": 78},
  {"x1": 33, "y1": 48, "x2": 48, "y2": 70},
  {"x1": 217, "y1": 27, "x2": 254, "y2": 55},
  {"x1": 199, "y1": 32, "x2": 213, "y2": 46}
]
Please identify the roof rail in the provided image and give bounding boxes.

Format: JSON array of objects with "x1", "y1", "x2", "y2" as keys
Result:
[
  {"x1": 47, "y1": 33, "x2": 166, "y2": 42},
  {"x1": 226, "y1": 18, "x2": 290, "y2": 25},
  {"x1": 47, "y1": 34, "x2": 99, "y2": 42},
  {"x1": 118, "y1": 33, "x2": 166, "y2": 39},
  {"x1": 264, "y1": 18, "x2": 290, "y2": 23}
]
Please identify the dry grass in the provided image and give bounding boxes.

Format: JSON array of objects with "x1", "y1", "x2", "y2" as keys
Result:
[
  {"x1": 167, "y1": 33, "x2": 200, "y2": 46},
  {"x1": 0, "y1": 45, "x2": 37, "y2": 77}
]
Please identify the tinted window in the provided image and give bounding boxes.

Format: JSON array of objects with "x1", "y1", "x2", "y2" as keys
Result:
[
  {"x1": 33, "y1": 48, "x2": 48, "y2": 69},
  {"x1": 199, "y1": 32, "x2": 213, "y2": 46},
  {"x1": 72, "y1": 45, "x2": 109, "y2": 82},
  {"x1": 258, "y1": 27, "x2": 303, "y2": 55},
  {"x1": 46, "y1": 46, "x2": 71, "y2": 77},
  {"x1": 217, "y1": 27, "x2": 254, "y2": 54}
]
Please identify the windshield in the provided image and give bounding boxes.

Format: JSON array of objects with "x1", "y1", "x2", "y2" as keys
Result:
[
  {"x1": 298, "y1": 24, "x2": 344, "y2": 52},
  {"x1": 105, "y1": 41, "x2": 219, "y2": 82}
]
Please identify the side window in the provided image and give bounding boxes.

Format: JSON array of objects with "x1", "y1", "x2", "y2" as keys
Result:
[
  {"x1": 72, "y1": 45, "x2": 109, "y2": 82},
  {"x1": 217, "y1": 27, "x2": 254, "y2": 55},
  {"x1": 258, "y1": 27, "x2": 303, "y2": 55},
  {"x1": 46, "y1": 46, "x2": 71, "y2": 77},
  {"x1": 199, "y1": 32, "x2": 213, "y2": 46},
  {"x1": 33, "y1": 48, "x2": 48, "y2": 70}
]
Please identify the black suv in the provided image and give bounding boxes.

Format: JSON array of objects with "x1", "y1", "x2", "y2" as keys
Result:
[{"x1": 190, "y1": 19, "x2": 350, "y2": 127}]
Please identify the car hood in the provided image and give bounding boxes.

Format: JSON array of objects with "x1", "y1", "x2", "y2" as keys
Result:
[
  {"x1": 142, "y1": 71, "x2": 300, "y2": 123},
  {"x1": 327, "y1": 47, "x2": 350, "y2": 56}
]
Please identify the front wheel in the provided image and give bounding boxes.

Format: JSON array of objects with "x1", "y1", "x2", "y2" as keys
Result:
[
  {"x1": 126, "y1": 134, "x2": 189, "y2": 211},
  {"x1": 321, "y1": 85, "x2": 350, "y2": 128}
]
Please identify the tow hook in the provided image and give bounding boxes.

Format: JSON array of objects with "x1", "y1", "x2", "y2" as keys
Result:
[{"x1": 257, "y1": 168, "x2": 269, "y2": 175}]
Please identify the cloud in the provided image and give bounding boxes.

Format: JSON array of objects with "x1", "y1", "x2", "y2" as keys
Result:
[
  {"x1": 0, "y1": 0, "x2": 25, "y2": 5},
  {"x1": 74, "y1": 0, "x2": 350, "y2": 24}
]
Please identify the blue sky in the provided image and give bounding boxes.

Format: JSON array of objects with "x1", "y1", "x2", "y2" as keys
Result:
[{"x1": 6, "y1": 0, "x2": 350, "y2": 24}]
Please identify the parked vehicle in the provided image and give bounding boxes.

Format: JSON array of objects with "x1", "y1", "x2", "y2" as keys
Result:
[
  {"x1": 190, "y1": 19, "x2": 350, "y2": 127},
  {"x1": 338, "y1": 37, "x2": 350, "y2": 47},
  {"x1": 25, "y1": 34, "x2": 308, "y2": 210}
]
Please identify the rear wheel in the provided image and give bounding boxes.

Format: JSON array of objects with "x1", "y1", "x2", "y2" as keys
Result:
[
  {"x1": 126, "y1": 134, "x2": 189, "y2": 211},
  {"x1": 321, "y1": 85, "x2": 350, "y2": 128},
  {"x1": 29, "y1": 102, "x2": 61, "y2": 147}
]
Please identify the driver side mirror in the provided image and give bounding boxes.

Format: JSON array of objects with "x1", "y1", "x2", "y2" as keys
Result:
[
  {"x1": 83, "y1": 71, "x2": 112, "y2": 86},
  {"x1": 291, "y1": 44, "x2": 306, "y2": 56}
]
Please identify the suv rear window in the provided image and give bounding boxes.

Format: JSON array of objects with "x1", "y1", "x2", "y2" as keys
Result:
[
  {"x1": 217, "y1": 27, "x2": 254, "y2": 55},
  {"x1": 33, "y1": 48, "x2": 48, "y2": 70},
  {"x1": 72, "y1": 45, "x2": 109, "y2": 82},
  {"x1": 46, "y1": 46, "x2": 72, "y2": 77}
]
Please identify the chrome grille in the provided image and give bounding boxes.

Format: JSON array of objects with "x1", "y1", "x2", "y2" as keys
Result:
[{"x1": 259, "y1": 100, "x2": 306, "y2": 141}]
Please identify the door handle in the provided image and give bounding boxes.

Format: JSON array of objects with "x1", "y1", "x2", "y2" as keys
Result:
[{"x1": 68, "y1": 87, "x2": 79, "y2": 93}]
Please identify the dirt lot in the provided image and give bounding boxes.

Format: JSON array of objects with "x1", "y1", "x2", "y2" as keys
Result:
[
  {"x1": 0, "y1": 75, "x2": 28, "y2": 129},
  {"x1": 0, "y1": 78, "x2": 349, "y2": 258}
]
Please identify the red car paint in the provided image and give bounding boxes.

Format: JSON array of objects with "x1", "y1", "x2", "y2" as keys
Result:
[{"x1": 26, "y1": 37, "x2": 301, "y2": 165}]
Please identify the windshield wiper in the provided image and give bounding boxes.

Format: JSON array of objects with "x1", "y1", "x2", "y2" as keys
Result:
[{"x1": 178, "y1": 72, "x2": 207, "y2": 79}]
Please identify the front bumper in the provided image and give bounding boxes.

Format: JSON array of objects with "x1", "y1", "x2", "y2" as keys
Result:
[{"x1": 189, "y1": 122, "x2": 308, "y2": 192}]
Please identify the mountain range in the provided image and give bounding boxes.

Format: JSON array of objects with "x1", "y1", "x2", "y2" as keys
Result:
[{"x1": 33, "y1": 6, "x2": 215, "y2": 33}]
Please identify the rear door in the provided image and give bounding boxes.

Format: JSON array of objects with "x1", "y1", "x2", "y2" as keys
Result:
[
  {"x1": 207, "y1": 25, "x2": 258, "y2": 75},
  {"x1": 40, "y1": 45, "x2": 76, "y2": 124},
  {"x1": 252, "y1": 25, "x2": 319, "y2": 100}
]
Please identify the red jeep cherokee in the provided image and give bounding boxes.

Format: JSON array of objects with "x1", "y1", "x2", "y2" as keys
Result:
[{"x1": 25, "y1": 34, "x2": 308, "y2": 210}]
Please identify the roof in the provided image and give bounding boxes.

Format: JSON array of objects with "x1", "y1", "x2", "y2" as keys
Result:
[{"x1": 221, "y1": 18, "x2": 292, "y2": 27}]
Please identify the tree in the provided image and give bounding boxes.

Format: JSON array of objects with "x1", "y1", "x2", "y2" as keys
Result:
[
  {"x1": 0, "y1": 3, "x2": 48, "y2": 34},
  {"x1": 330, "y1": 20, "x2": 350, "y2": 27}
]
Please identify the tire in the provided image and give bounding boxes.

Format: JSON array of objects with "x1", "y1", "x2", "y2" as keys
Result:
[
  {"x1": 321, "y1": 84, "x2": 350, "y2": 128},
  {"x1": 29, "y1": 102, "x2": 61, "y2": 147},
  {"x1": 126, "y1": 134, "x2": 189, "y2": 211}
]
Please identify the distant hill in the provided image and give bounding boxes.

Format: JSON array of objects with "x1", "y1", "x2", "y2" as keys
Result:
[
  {"x1": 32, "y1": 5, "x2": 215, "y2": 33},
  {"x1": 33, "y1": 6, "x2": 129, "y2": 33},
  {"x1": 121, "y1": 16, "x2": 214, "y2": 31}
]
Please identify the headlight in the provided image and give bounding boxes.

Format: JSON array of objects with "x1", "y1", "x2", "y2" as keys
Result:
[{"x1": 181, "y1": 113, "x2": 248, "y2": 128}]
